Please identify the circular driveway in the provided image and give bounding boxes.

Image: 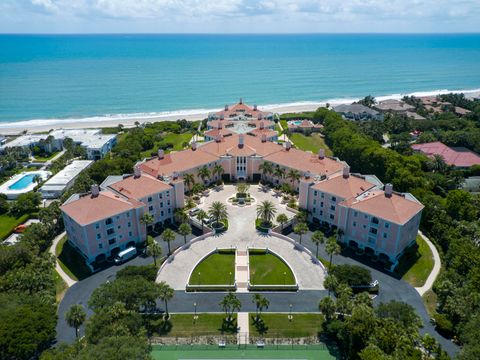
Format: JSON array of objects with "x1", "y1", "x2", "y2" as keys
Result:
[{"x1": 157, "y1": 185, "x2": 326, "y2": 290}]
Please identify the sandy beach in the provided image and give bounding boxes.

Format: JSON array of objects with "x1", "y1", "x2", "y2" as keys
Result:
[{"x1": 0, "y1": 90, "x2": 479, "y2": 135}]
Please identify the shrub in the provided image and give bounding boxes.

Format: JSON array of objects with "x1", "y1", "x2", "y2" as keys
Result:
[
  {"x1": 434, "y1": 313, "x2": 454, "y2": 337},
  {"x1": 331, "y1": 264, "x2": 372, "y2": 287},
  {"x1": 116, "y1": 265, "x2": 158, "y2": 282}
]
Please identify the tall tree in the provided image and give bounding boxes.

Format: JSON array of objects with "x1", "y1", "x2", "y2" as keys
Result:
[
  {"x1": 212, "y1": 164, "x2": 224, "y2": 180},
  {"x1": 293, "y1": 222, "x2": 308, "y2": 244},
  {"x1": 256, "y1": 200, "x2": 277, "y2": 224},
  {"x1": 161, "y1": 228, "x2": 176, "y2": 255},
  {"x1": 287, "y1": 169, "x2": 301, "y2": 187},
  {"x1": 178, "y1": 223, "x2": 192, "y2": 244},
  {"x1": 311, "y1": 230, "x2": 326, "y2": 258},
  {"x1": 319, "y1": 296, "x2": 336, "y2": 322},
  {"x1": 146, "y1": 238, "x2": 162, "y2": 266},
  {"x1": 196, "y1": 209, "x2": 208, "y2": 232},
  {"x1": 326, "y1": 236, "x2": 341, "y2": 272},
  {"x1": 259, "y1": 161, "x2": 273, "y2": 179},
  {"x1": 219, "y1": 291, "x2": 241, "y2": 322},
  {"x1": 252, "y1": 294, "x2": 269, "y2": 322},
  {"x1": 65, "y1": 304, "x2": 86, "y2": 339},
  {"x1": 157, "y1": 281, "x2": 174, "y2": 319},
  {"x1": 198, "y1": 166, "x2": 210, "y2": 183},
  {"x1": 208, "y1": 201, "x2": 228, "y2": 226},
  {"x1": 276, "y1": 213, "x2": 288, "y2": 231},
  {"x1": 183, "y1": 173, "x2": 195, "y2": 192}
]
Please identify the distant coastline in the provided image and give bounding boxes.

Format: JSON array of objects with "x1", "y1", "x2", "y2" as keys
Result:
[{"x1": 0, "y1": 88, "x2": 479, "y2": 135}]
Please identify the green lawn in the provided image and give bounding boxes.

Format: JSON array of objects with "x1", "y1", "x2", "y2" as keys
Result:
[
  {"x1": 189, "y1": 252, "x2": 235, "y2": 285},
  {"x1": 0, "y1": 213, "x2": 30, "y2": 240},
  {"x1": 33, "y1": 151, "x2": 60, "y2": 162},
  {"x1": 280, "y1": 119, "x2": 288, "y2": 130},
  {"x1": 249, "y1": 313, "x2": 325, "y2": 338},
  {"x1": 55, "y1": 236, "x2": 91, "y2": 281},
  {"x1": 398, "y1": 235, "x2": 434, "y2": 287},
  {"x1": 289, "y1": 133, "x2": 333, "y2": 156},
  {"x1": 151, "y1": 345, "x2": 334, "y2": 360},
  {"x1": 141, "y1": 132, "x2": 193, "y2": 158},
  {"x1": 249, "y1": 252, "x2": 295, "y2": 285},
  {"x1": 155, "y1": 313, "x2": 238, "y2": 337}
]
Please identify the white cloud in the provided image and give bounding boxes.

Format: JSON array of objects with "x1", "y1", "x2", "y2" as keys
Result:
[{"x1": 1, "y1": 0, "x2": 479, "y2": 32}]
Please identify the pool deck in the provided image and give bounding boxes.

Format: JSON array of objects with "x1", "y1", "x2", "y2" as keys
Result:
[{"x1": 0, "y1": 170, "x2": 51, "y2": 199}]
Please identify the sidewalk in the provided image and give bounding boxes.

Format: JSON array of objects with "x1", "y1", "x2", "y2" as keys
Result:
[
  {"x1": 415, "y1": 231, "x2": 441, "y2": 296},
  {"x1": 237, "y1": 312, "x2": 249, "y2": 345},
  {"x1": 49, "y1": 231, "x2": 77, "y2": 288}
]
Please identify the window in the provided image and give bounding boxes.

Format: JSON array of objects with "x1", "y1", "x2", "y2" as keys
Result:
[
  {"x1": 312, "y1": 208, "x2": 316, "y2": 213},
  {"x1": 320, "y1": 202, "x2": 324, "y2": 207},
  {"x1": 126, "y1": 212, "x2": 130, "y2": 218},
  {"x1": 107, "y1": 228, "x2": 115, "y2": 235},
  {"x1": 314, "y1": 191, "x2": 318, "y2": 196},
  {"x1": 364, "y1": 215, "x2": 368, "y2": 219},
  {"x1": 330, "y1": 205, "x2": 335, "y2": 211},
  {"x1": 319, "y1": 210, "x2": 323, "y2": 216},
  {"x1": 98, "y1": 244, "x2": 103, "y2": 249},
  {"x1": 105, "y1": 218, "x2": 113, "y2": 225},
  {"x1": 329, "y1": 214, "x2": 335, "y2": 220},
  {"x1": 149, "y1": 206, "x2": 154, "y2": 211},
  {"x1": 148, "y1": 196, "x2": 153, "y2": 202},
  {"x1": 383, "y1": 233, "x2": 388, "y2": 238},
  {"x1": 321, "y1": 193, "x2": 324, "y2": 198},
  {"x1": 369, "y1": 227, "x2": 378, "y2": 235},
  {"x1": 353, "y1": 222, "x2": 357, "y2": 227},
  {"x1": 372, "y1": 217, "x2": 379, "y2": 224},
  {"x1": 331, "y1": 196, "x2": 336, "y2": 202},
  {"x1": 161, "y1": 211, "x2": 164, "y2": 217},
  {"x1": 385, "y1": 222, "x2": 390, "y2": 228},
  {"x1": 167, "y1": 200, "x2": 170, "y2": 206},
  {"x1": 313, "y1": 199, "x2": 316, "y2": 205},
  {"x1": 128, "y1": 222, "x2": 131, "y2": 228},
  {"x1": 129, "y1": 231, "x2": 133, "y2": 237},
  {"x1": 168, "y1": 208, "x2": 171, "y2": 214},
  {"x1": 354, "y1": 211, "x2": 358, "y2": 217},
  {"x1": 108, "y1": 238, "x2": 116, "y2": 245},
  {"x1": 117, "y1": 225, "x2": 121, "y2": 229},
  {"x1": 116, "y1": 216, "x2": 120, "y2": 220},
  {"x1": 159, "y1": 193, "x2": 163, "y2": 199},
  {"x1": 95, "y1": 223, "x2": 100, "y2": 229},
  {"x1": 96, "y1": 233, "x2": 101, "y2": 240}
]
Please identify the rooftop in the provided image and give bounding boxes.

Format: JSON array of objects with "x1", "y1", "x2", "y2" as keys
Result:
[
  {"x1": 374, "y1": 99, "x2": 415, "y2": 112},
  {"x1": 333, "y1": 104, "x2": 380, "y2": 116},
  {"x1": 40, "y1": 160, "x2": 93, "y2": 187},
  {"x1": 411, "y1": 141, "x2": 480, "y2": 167},
  {"x1": 312, "y1": 173, "x2": 377, "y2": 200},
  {"x1": 108, "y1": 173, "x2": 172, "y2": 200}
]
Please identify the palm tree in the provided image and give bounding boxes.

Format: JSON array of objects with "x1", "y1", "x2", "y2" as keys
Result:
[
  {"x1": 198, "y1": 166, "x2": 211, "y2": 184},
  {"x1": 146, "y1": 237, "x2": 162, "y2": 266},
  {"x1": 208, "y1": 201, "x2": 228, "y2": 227},
  {"x1": 212, "y1": 164, "x2": 224, "y2": 181},
  {"x1": 276, "y1": 213, "x2": 288, "y2": 231},
  {"x1": 252, "y1": 294, "x2": 270, "y2": 322},
  {"x1": 178, "y1": 223, "x2": 192, "y2": 244},
  {"x1": 273, "y1": 166, "x2": 285, "y2": 180},
  {"x1": 219, "y1": 291, "x2": 241, "y2": 322},
  {"x1": 196, "y1": 209, "x2": 208, "y2": 232},
  {"x1": 326, "y1": 236, "x2": 341, "y2": 272},
  {"x1": 311, "y1": 230, "x2": 326, "y2": 258},
  {"x1": 65, "y1": 304, "x2": 86, "y2": 339},
  {"x1": 236, "y1": 182, "x2": 250, "y2": 195},
  {"x1": 256, "y1": 200, "x2": 277, "y2": 225},
  {"x1": 161, "y1": 228, "x2": 176, "y2": 255},
  {"x1": 319, "y1": 297, "x2": 336, "y2": 322},
  {"x1": 259, "y1": 162, "x2": 273, "y2": 179},
  {"x1": 191, "y1": 182, "x2": 204, "y2": 195},
  {"x1": 287, "y1": 169, "x2": 301, "y2": 188},
  {"x1": 323, "y1": 274, "x2": 338, "y2": 297},
  {"x1": 293, "y1": 222, "x2": 308, "y2": 244},
  {"x1": 157, "y1": 281, "x2": 174, "y2": 319},
  {"x1": 140, "y1": 213, "x2": 154, "y2": 228},
  {"x1": 33, "y1": 174, "x2": 42, "y2": 185},
  {"x1": 174, "y1": 208, "x2": 188, "y2": 224},
  {"x1": 431, "y1": 154, "x2": 447, "y2": 173},
  {"x1": 184, "y1": 173, "x2": 195, "y2": 192}
]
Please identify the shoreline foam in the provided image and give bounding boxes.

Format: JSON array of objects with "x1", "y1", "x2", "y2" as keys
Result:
[{"x1": 0, "y1": 88, "x2": 479, "y2": 135}]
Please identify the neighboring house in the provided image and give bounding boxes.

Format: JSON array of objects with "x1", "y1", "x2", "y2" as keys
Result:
[
  {"x1": 0, "y1": 128, "x2": 117, "y2": 160},
  {"x1": 411, "y1": 141, "x2": 480, "y2": 168},
  {"x1": 299, "y1": 167, "x2": 423, "y2": 269},
  {"x1": 208, "y1": 99, "x2": 274, "y2": 121},
  {"x1": 333, "y1": 104, "x2": 384, "y2": 121},
  {"x1": 287, "y1": 120, "x2": 323, "y2": 134},
  {"x1": 39, "y1": 160, "x2": 93, "y2": 199},
  {"x1": 374, "y1": 99, "x2": 415, "y2": 113}
]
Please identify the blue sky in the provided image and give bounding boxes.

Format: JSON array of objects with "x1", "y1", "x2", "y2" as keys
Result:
[{"x1": 1, "y1": 0, "x2": 479, "y2": 33}]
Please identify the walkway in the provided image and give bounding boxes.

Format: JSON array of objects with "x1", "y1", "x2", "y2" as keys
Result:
[
  {"x1": 415, "y1": 231, "x2": 441, "y2": 296},
  {"x1": 49, "y1": 231, "x2": 77, "y2": 287},
  {"x1": 157, "y1": 185, "x2": 325, "y2": 290},
  {"x1": 277, "y1": 120, "x2": 292, "y2": 144},
  {"x1": 236, "y1": 249, "x2": 249, "y2": 292},
  {"x1": 237, "y1": 312, "x2": 249, "y2": 345}
]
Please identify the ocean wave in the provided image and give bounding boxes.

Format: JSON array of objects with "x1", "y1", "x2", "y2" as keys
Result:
[{"x1": 0, "y1": 87, "x2": 479, "y2": 131}]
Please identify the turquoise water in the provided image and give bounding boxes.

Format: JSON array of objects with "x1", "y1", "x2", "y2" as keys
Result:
[
  {"x1": 0, "y1": 34, "x2": 479, "y2": 124},
  {"x1": 8, "y1": 174, "x2": 36, "y2": 190}
]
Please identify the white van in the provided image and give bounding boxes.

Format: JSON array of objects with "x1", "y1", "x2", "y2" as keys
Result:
[{"x1": 114, "y1": 247, "x2": 137, "y2": 264}]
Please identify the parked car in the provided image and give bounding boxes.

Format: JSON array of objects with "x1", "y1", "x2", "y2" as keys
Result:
[
  {"x1": 189, "y1": 208, "x2": 200, "y2": 216},
  {"x1": 114, "y1": 247, "x2": 137, "y2": 265}
]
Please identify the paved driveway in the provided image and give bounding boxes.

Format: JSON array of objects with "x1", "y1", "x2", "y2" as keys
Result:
[{"x1": 158, "y1": 185, "x2": 325, "y2": 290}]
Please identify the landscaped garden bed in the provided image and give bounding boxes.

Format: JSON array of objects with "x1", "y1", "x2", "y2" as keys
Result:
[
  {"x1": 248, "y1": 248, "x2": 298, "y2": 291},
  {"x1": 187, "y1": 249, "x2": 235, "y2": 291}
]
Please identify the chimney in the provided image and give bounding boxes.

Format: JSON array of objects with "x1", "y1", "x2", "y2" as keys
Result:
[
  {"x1": 224, "y1": 104, "x2": 228, "y2": 111},
  {"x1": 258, "y1": 113, "x2": 263, "y2": 120},
  {"x1": 239, "y1": 134, "x2": 244, "y2": 147},
  {"x1": 254, "y1": 104, "x2": 257, "y2": 111},
  {"x1": 304, "y1": 171, "x2": 311, "y2": 179},
  {"x1": 172, "y1": 172, "x2": 179, "y2": 180},
  {"x1": 261, "y1": 134, "x2": 267, "y2": 143},
  {"x1": 158, "y1": 149, "x2": 164, "y2": 159},
  {"x1": 342, "y1": 166, "x2": 350, "y2": 178},
  {"x1": 191, "y1": 142, "x2": 197, "y2": 151},
  {"x1": 220, "y1": 114, "x2": 224, "y2": 120},
  {"x1": 285, "y1": 141, "x2": 291, "y2": 150},
  {"x1": 91, "y1": 184, "x2": 100, "y2": 197},
  {"x1": 239, "y1": 98, "x2": 243, "y2": 104},
  {"x1": 385, "y1": 183, "x2": 393, "y2": 197},
  {"x1": 216, "y1": 135, "x2": 222, "y2": 143},
  {"x1": 134, "y1": 166, "x2": 141, "y2": 178},
  {"x1": 259, "y1": 121, "x2": 264, "y2": 129},
  {"x1": 218, "y1": 122, "x2": 223, "y2": 129},
  {"x1": 318, "y1": 149, "x2": 325, "y2": 159}
]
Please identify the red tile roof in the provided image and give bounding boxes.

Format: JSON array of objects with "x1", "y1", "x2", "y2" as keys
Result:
[
  {"x1": 109, "y1": 173, "x2": 172, "y2": 200},
  {"x1": 411, "y1": 141, "x2": 480, "y2": 167},
  {"x1": 61, "y1": 191, "x2": 144, "y2": 226},
  {"x1": 312, "y1": 173, "x2": 376, "y2": 199},
  {"x1": 204, "y1": 128, "x2": 234, "y2": 139}
]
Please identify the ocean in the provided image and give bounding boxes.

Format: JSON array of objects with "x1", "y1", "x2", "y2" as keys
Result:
[{"x1": 0, "y1": 34, "x2": 479, "y2": 125}]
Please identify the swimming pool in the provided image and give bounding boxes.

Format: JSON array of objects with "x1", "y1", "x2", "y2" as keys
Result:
[
  {"x1": 289, "y1": 120, "x2": 303, "y2": 125},
  {"x1": 8, "y1": 174, "x2": 37, "y2": 190}
]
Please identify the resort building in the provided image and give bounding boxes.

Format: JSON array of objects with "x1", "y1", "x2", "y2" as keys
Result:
[
  {"x1": 61, "y1": 101, "x2": 423, "y2": 270},
  {"x1": 374, "y1": 99, "x2": 415, "y2": 113},
  {"x1": 0, "y1": 128, "x2": 117, "y2": 160},
  {"x1": 39, "y1": 160, "x2": 93, "y2": 199},
  {"x1": 333, "y1": 104, "x2": 384, "y2": 121},
  {"x1": 208, "y1": 99, "x2": 274, "y2": 122},
  {"x1": 299, "y1": 167, "x2": 423, "y2": 268},
  {"x1": 411, "y1": 141, "x2": 480, "y2": 168}
]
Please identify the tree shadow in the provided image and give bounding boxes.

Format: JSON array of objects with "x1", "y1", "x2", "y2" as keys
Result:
[
  {"x1": 219, "y1": 317, "x2": 238, "y2": 334},
  {"x1": 251, "y1": 315, "x2": 269, "y2": 335}
]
